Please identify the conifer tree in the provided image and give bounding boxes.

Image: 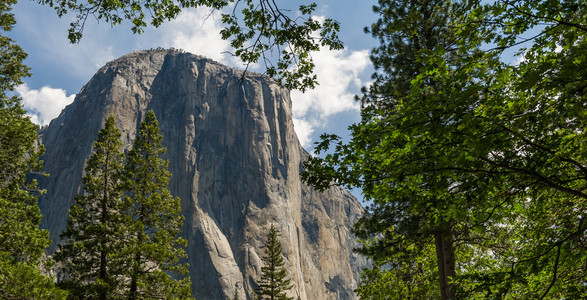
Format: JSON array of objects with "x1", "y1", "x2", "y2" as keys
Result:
[
  {"x1": 122, "y1": 110, "x2": 192, "y2": 299},
  {"x1": 305, "y1": 1, "x2": 481, "y2": 297},
  {"x1": 0, "y1": 0, "x2": 66, "y2": 297},
  {"x1": 255, "y1": 225, "x2": 293, "y2": 300},
  {"x1": 55, "y1": 116, "x2": 125, "y2": 299}
]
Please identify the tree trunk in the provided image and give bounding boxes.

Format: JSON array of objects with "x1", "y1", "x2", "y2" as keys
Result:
[
  {"x1": 99, "y1": 161, "x2": 109, "y2": 300},
  {"x1": 99, "y1": 249, "x2": 106, "y2": 300},
  {"x1": 129, "y1": 199, "x2": 145, "y2": 300},
  {"x1": 435, "y1": 230, "x2": 456, "y2": 300},
  {"x1": 128, "y1": 253, "x2": 140, "y2": 300}
]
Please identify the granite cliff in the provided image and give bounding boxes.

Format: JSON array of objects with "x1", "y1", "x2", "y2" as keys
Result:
[{"x1": 37, "y1": 49, "x2": 365, "y2": 299}]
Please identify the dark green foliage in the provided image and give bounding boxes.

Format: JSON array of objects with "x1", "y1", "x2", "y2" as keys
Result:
[
  {"x1": 123, "y1": 110, "x2": 192, "y2": 299},
  {"x1": 57, "y1": 112, "x2": 192, "y2": 299},
  {"x1": 0, "y1": 0, "x2": 67, "y2": 298},
  {"x1": 354, "y1": 245, "x2": 439, "y2": 299},
  {"x1": 453, "y1": 1, "x2": 587, "y2": 297},
  {"x1": 55, "y1": 116, "x2": 126, "y2": 299},
  {"x1": 36, "y1": 0, "x2": 343, "y2": 91},
  {"x1": 306, "y1": 0, "x2": 491, "y2": 298},
  {"x1": 255, "y1": 225, "x2": 293, "y2": 300},
  {"x1": 303, "y1": 0, "x2": 586, "y2": 299}
]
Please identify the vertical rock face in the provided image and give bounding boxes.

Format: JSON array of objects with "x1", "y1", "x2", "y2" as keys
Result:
[{"x1": 38, "y1": 49, "x2": 365, "y2": 299}]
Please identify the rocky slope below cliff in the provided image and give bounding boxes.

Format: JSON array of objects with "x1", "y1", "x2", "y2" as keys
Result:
[{"x1": 37, "y1": 49, "x2": 365, "y2": 299}]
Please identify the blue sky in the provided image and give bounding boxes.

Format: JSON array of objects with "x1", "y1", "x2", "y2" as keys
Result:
[{"x1": 11, "y1": 0, "x2": 378, "y2": 152}]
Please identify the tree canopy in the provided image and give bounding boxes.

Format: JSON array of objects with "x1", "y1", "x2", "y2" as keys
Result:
[
  {"x1": 0, "y1": 0, "x2": 67, "y2": 298},
  {"x1": 303, "y1": 0, "x2": 586, "y2": 298}
]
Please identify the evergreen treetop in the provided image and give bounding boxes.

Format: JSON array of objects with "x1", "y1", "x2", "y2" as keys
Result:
[
  {"x1": 123, "y1": 110, "x2": 192, "y2": 300},
  {"x1": 255, "y1": 224, "x2": 293, "y2": 300},
  {"x1": 55, "y1": 115, "x2": 125, "y2": 299}
]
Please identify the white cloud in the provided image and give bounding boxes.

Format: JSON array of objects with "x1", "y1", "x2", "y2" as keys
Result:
[
  {"x1": 155, "y1": 8, "x2": 241, "y2": 67},
  {"x1": 26, "y1": 113, "x2": 41, "y2": 126},
  {"x1": 292, "y1": 49, "x2": 368, "y2": 117},
  {"x1": 293, "y1": 118, "x2": 317, "y2": 148},
  {"x1": 16, "y1": 84, "x2": 76, "y2": 126},
  {"x1": 290, "y1": 48, "x2": 370, "y2": 148}
]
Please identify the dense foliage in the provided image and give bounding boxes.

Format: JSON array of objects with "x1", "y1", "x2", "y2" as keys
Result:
[
  {"x1": 55, "y1": 116, "x2": 126, "y2": 299},
  {"x1": 303, "y1": 0, "x2": 586, "y2": 298},
  {"x1": 57, "y1": 112, "x2": 192, "y2": 299},
  {"x1": 37, "y1": 0, "x2": 343, "y2": 91},
  {"x1": 255, "y1": 224, "x2": 293, "y2": 300},
  {"x1": 0, "y1": 0, "x2": 67, "y2": 297},
  {"x1": 123, "y1": 110, "x2": 192, "y2": 299}
]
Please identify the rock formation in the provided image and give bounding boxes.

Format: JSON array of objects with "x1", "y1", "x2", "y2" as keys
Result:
[{"x1": 37, "y1": 49, "x2": 365, "y2": 299}]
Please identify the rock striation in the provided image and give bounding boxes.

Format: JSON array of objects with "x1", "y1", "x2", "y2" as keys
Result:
[{"x1": 37, "y1": 49, "x2": 366, "y2": 299}]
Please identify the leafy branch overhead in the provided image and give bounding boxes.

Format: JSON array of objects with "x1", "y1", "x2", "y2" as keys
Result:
[{"x1": 38, "y1": 0, "x2": 344, "y2": 91}]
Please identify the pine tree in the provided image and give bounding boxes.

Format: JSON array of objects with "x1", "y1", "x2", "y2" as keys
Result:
[
  {"x1": 0, "y1": 0, "x2": 66, "y2": 297},
  {"x1": 55, "y1": 116, "x2": 125, "y2": 299},
  {"x1": 255, "y1": 225, "x2": 293, "y2": 300},
  {"x1": 122, "y1": 110, "x2": 192, "y2": 299}
]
